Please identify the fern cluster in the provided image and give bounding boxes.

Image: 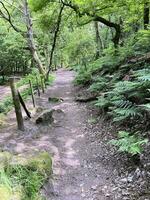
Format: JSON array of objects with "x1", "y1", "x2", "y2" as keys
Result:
[
  {"x1": 109, "y1": 131, "x2": 148, "y2": 155},
  {"x1": 94, "y1": 67, "x2": 150, "y2": 123},
  {"x1": 74, "y1": 38, "x2": 150, "y2": 155}
]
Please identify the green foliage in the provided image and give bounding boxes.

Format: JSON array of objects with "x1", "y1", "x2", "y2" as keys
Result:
[
  {"x1": 0, "y1": 97, "x2": 13, "y2": 114},
  {"x1": 0, "y1": 152, "x2": 52, "y2": 200},
  {"x1": 92, "y1": 64, "x2": 150, "y2": 122},
  {"x1": 5, "y1": 166, "x2": 45, "y2": 200},
  {"x1": 29, "y1": 0, "x2": 50, "y2": 11},
  {"x1": 95, "y1": 96, "x2": 110, "y2": 109},
  {"x1": 0, "y1": 69, "x2": 54, "y2": 114},
  {"x1": 89, "y1": 77, "x2": 108, "y2": 92},
  {"x1": 0, "y1": 164, "x2": 47, "y2": 200},
  {"x1": 74, "y1": 65, "x2": 92, "y2": 85},
  {"x1": 0, "y1": 20, "x2": 30, "y2": 78},
  {"x1": 136, "y1": 29, "x2": 150, "y2": 53},
  {"x1": 109, "y1": 131, "x2": 148, "y2": 155}
]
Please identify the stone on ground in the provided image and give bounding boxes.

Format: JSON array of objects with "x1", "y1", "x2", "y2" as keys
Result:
[
  {"x1": 35, "y1": 109, "x2": 54, "y2": 125},
  {"x1": 48, "y1": 97, "x2": 64, "y2": 103},
  {"x1": 35, "y1": 109, "x2": 64, "y2": 125}
]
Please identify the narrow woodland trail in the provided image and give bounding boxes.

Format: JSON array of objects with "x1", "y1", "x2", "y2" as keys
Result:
[
  {"x1": 0, "y1": 69, "x2": 120, "y2": 199},
  {"x1": 40, "y1": 69, "x2": 115, "y2": 200}
]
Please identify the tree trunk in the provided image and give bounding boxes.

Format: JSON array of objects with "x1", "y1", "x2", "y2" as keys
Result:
[
  {"x1": 46, "y1": 4, "x2": 64, "y2": 80},
  {"x1": 23, "y1": 0, "x2": 46, "y2": 76},
  {"x1": 144, "y1": 2, "x2": 149, "y2": 30},
  {"x1": 94, "y1": 21, "x2": 104, "y2": 59}
]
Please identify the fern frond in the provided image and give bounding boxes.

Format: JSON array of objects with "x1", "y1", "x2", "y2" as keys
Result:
[
  {"x1": 95, "y1": 97, "x2": 110, "y2": 108},
  {"x1": 109, "y1": 106, "x2": 141, "y2": 122},
  {"x1": 112, "y1": 81, "x2": 140, "y2": 94}
]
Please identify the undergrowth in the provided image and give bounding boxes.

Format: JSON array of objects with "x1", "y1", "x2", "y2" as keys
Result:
[
  {"x1": 0, "y1": 165, "x2": 46, "y2": 200},
  {"x1": 74, "y1": 32, "x2": 150, "y2": 156}
]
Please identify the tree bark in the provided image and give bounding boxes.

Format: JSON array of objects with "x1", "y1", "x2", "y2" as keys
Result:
[
  {"x1": 10, "y1": 78, "x2": 24, "y2": 131},
  {"x1": 144, "y1": 2, "x2": 149, "y2": 30},
  {"x1": 46, "y1": 4, "x2": 64, "y2": 79},
  {"x1": 94, "y1": 21, "x2": 103, "y2": 59},
  {"x1": 23, "y1": 0, "x2": 46, "y2": 76}
]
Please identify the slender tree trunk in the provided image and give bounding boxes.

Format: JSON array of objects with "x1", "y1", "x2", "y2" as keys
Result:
[
  {"x1": 144, "y1": 2, "x2": 149, "y2": 30},
  {"x1": 94, "y1": 21, "x2": 104, "y2": 59},
  {"x1": 46, "y1": 5, "x2": 64, "y2": 80},
  {"x1": 23, "y1": 0, "x2": 46, "y2": 76}
]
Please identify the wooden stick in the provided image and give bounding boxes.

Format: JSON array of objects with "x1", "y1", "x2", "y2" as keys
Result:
[
  {"x1": 18, "y1": 91, "x2": 31, "y2": 118},
  {"x1": 29, "y1": 80, "x2": 36, "y2": 107},
  {"x1": 10, "y1": 77, "x2": 24, "y2": 131},
  {"x1": 36, "y1": 76, "x2": 40, "y2": 96},
  {"x1": 40, "y1": 76, "x2": 45, "y2": 93}
]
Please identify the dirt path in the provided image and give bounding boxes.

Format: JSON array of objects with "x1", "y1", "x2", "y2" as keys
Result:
[
  {"x1": 39, "y1": 69, "x2": 115, "y2": 200},
  {"x1": 0, "y1": 69, "x2": 118, "y2": 199},
  {"x1": 0, "y1": 86, "x2": 11, "y2": 101}
]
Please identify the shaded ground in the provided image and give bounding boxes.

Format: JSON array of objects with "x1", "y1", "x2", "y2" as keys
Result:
[
  {"x1": 0, "y1": 69, "x2": 149, "y2": 200},
  {"x1": 0, "y1": 86, "x2": 11, "y2": 101}
]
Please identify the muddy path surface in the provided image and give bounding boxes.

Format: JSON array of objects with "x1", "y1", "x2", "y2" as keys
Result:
[{"x1": 0, "y1": 69, "x2": 132, "y2": 199}]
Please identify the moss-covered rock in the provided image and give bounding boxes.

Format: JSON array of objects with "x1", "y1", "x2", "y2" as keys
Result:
[
  {"x1": 35, "y1": 109, "x2": 54, "y2": 125},
  {"x1": 48, "y1": 97, "x2": 63, "y2": 103}
]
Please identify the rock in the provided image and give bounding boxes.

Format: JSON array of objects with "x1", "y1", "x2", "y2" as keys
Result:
[
  {"x1": 75, "y1": 90, "x2": 97, "y2": 102},
  {"x1": 127, "y1": 175, "x2": 134, "y2": 183},
  {"x1": 105, "y1": 193, "x2": 111, "y2": 197},
  {"x1": 35, "y1": 109, "x2": 54, "y2": 125},
  {"x1": 134, "y1": 167, "x2": 141, "y2": 179},
  {"x1": 35, "y1": 109, "x2": 65, "y2": 125},
  {"x1": 48, "y1": 97, "x2": 64, "y2": 103}
]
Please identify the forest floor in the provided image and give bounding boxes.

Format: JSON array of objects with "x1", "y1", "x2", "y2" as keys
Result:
[
  {"x1": 0, "y1": 69, "x2": 150, "y2": 200},
  {"x1": 0, "y1": 85, "x2": 11, "y2": 100}
]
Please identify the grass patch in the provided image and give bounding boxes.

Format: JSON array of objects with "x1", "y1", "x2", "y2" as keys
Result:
[{"x1": 0, "y1": 152, "x2": 52, "y2": 200}]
